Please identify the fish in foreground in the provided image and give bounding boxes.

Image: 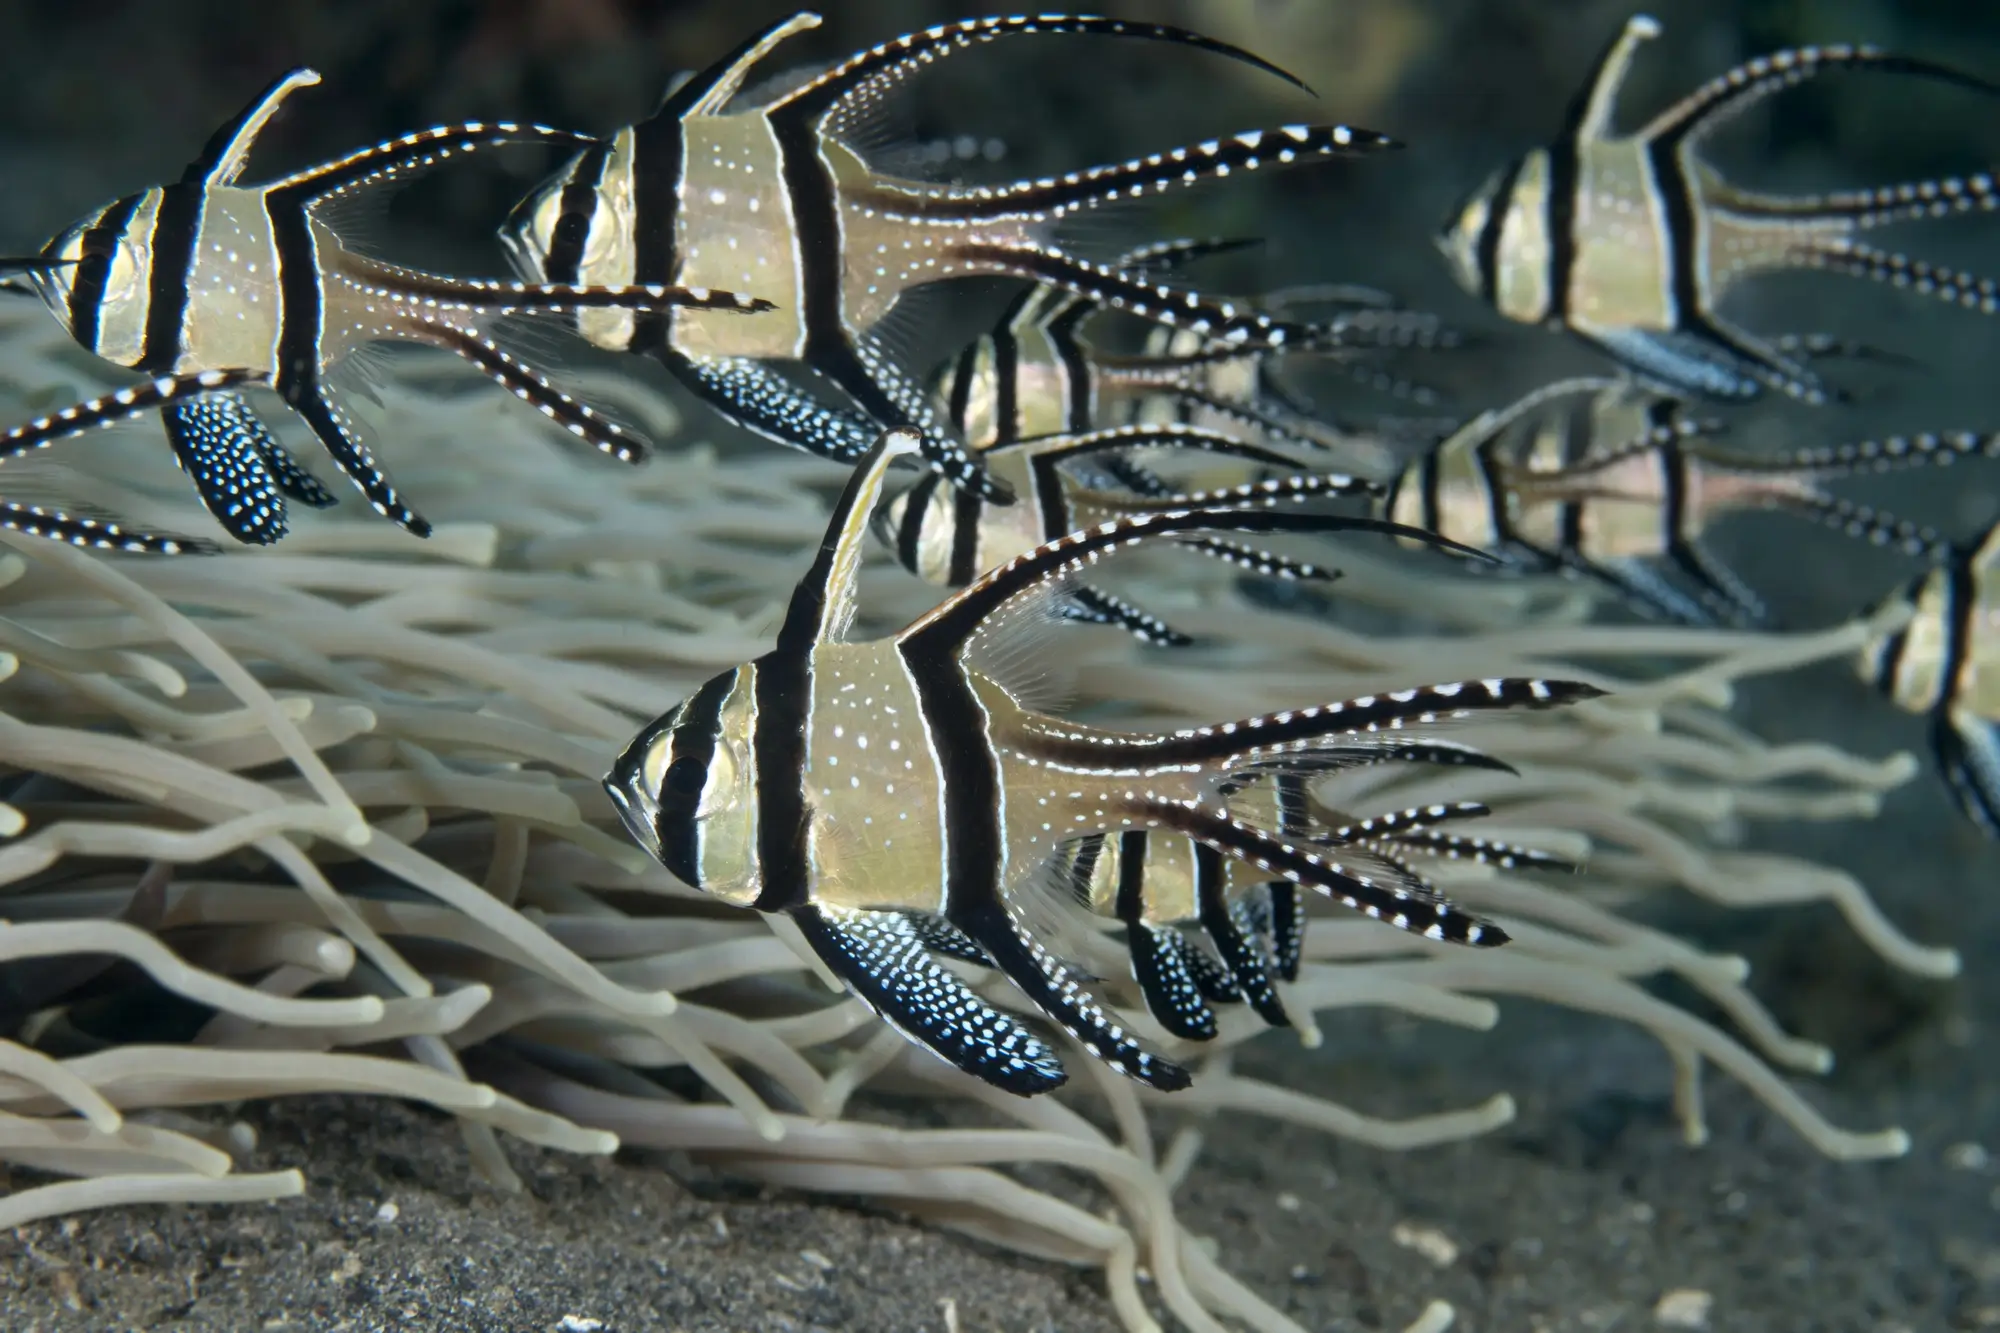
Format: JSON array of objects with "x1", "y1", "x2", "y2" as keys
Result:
[
  {"x1": 1064, "y1": 779, "x2": 1580, "y2": 1039},
  {"x1": 1864, "y1": 518, "x2": 2000, "y2": 836},
  {"x1": 605, "y1": 426, "x2": 1602, "y2": 1094},
  {"x1": 1436, "y1": 13, "x2": 2000, "y2": 402},
  {"x1": 0, "y1": 68, "x2": 769, "y2": 548},
  {"x1": 504, "y1": 12, "x2": 1408, "y2": 503},
  {"x1": 1385, "y1": 376, "x2": 1988, "y2": 625},
  {"x1": 878, "y1": 421, "x2": 1376, "y2": 645}
]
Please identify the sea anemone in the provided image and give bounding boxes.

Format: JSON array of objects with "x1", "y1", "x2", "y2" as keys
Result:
[{"x1": 0, "y1": 305, "x2": 1945, "y2": 1333}]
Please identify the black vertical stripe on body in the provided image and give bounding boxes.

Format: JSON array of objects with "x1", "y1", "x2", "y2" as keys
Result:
[
  {"x1": 1938, "y1": 552, "x2": 1979, "y2": 716},
  {"x1": 948, "y1": 485, "x2": 983, "y2": 586},
  {"x1": 1544, "y1": 142, "x2": 1581, "y2": 323},
  {"x1": 896, "y1": 474, "x2": 939, "y2": 571},
  {"x1": 68, "y1": 194, "x2": 146, "y2": 354},
  {"x1": 543, "y1": 142, "x2": 612, "y2": 287},
  {"x1": 1472, "y1": 159, "x2": 1522, "y2": 306},
  {"x1": 1641, "y1": 132, "x2": 1702, "y2": 336},
  {"x1": 990, "y1": 319, "x2": 1020, "y2": 444},
  {"x1": 898, "y1": 640, "x2": 1003, "y2": 922},
  {"x1": 945, "y1": 340, "x2": 981, "y2": 434},
  {"x1": 1043, "y1": 297, "x2": 1098, "y2": 432},
  {"x1": 262, "y1": 188, "x2": 323, "y2": 396},
  {"x1": 627, "y1": 118, "x2": 685, "y2": 354},
  {"x1": 1114, "y1": 831, "x2": 1149, "y2": 922},
  {"x1": 138, "y1": 183, "x2": 204, "y2": 374},
  {"x1": 1026, "y1": 455, "x2": 1071, "y2": 562},
  {"x1": 654, "y1": 668, "x2": 738, "y2": 886},
  {"x1": 749, "y1": 651, "x2": 813, "y2": 914}
]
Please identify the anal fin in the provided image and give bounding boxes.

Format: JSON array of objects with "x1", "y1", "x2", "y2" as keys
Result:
[{"x1": 791, "y1": 904, "x2": 1067, "y2": 1096}]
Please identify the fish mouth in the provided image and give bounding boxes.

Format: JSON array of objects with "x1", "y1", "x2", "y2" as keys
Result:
[{"x1": 603, "y1": 774, "x2": 663, "y2": 864}]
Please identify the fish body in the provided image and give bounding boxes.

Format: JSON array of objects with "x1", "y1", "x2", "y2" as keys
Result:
[
  {"x1": 1385, "y1": 376, "x2": 1984, "y2": 624},
  {"x1": 1436, "y1": 15, "x2": 2000, "y2": 402},
  {"x1": 4, "y1": 68, "x2": 766, "y2": 547},
  {"x1": 606, "y1": 426, "x2": 1601, "y2": 1094},
  {"x1": 504, "y1": 13, "x2": 1405, "y2": 502},
  {"x1": 1864, "y1": 519, "x2": 2000, "y2": 835}
]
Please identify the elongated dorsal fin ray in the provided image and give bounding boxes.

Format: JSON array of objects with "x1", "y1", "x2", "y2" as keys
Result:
[
  {"x1": 780, "y1": 428, "x2": 921, "y2": 653},
  {"x1": 671, "y1": 12, "x2": 824, "y2": 120},
  {"x1": 1170, "y1": 536, "x2": 1339, "y2": 583},
  {"x1": 334, "y1": 254, "x2": 778, "y2": 318},
  {"x1": 266, "y1": 122, "x2": 598, "y2": 205},
  {"x1": 1324, "y1": 800, "x2": 1494, "y2": 839},
  {"x1": 183, "y1": 67, "x2": 322, "y2": 188},
  {"x1": 1055, "y1": 585, "x2": 1192, "y2": 647},
  {"x1": 1117, "y1": 236, "x2": 1265, "y2": 273},
  {"x1": 1564, "y1": 14, "x2": 1661, "y2": 144},
  {"x1": 790, "y1": 904, "x2": 1068, "y2": 1096},
  {"x1": 901, "y1": 506, "x2": 1498, "y2": 663},
  {"x1": 1759, "y1": 492, "x2": 1951, "y2": 561},
  {"x1": 858, "y1": 123, "x2": 1393, "y2": 222},
  {"x1": 1640, "y1": 39, "x2": 2000, "y2": 149},
  {"x1": 765, "y1": 15, "x2": 1310, "y2": 136}
]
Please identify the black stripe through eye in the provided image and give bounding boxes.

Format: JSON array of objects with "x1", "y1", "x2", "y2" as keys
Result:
[{"x1": 664, "y1": 754, "x2": 707, "y2": 796}]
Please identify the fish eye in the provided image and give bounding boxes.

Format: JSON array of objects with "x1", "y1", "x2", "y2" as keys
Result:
[{"x1": 664, "y1": 753, "x2": 707, "y2": 796}]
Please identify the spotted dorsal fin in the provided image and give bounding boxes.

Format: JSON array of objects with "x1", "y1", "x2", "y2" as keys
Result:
[
  {"x1": 1566, "y1": 15, "x2": 1660, "y2": 144},
  {"x1": 778, "y1": 427, "x2": 922, "y2": 653},
  {"x1": 1638, "y1": 34, "x2": 2000, "y2": 149},
  {"x1": 671, "y1": 12, "x2": 824, "y2": 119},
  {"x1": 764, "y1": 15, "x2": 1309, "y2": 135},
  {"x1": 900, "y1": 503, "x2": 1495, "y2": 664},
  {"x1": 181, "y1": 67, "x2": 321, "y2": 188}
]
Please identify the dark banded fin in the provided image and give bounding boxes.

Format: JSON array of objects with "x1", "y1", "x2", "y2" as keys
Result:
[
  {"x1": 182, "y1": 68, "x2": 321, "y2": 188},
  {"x1": 1329, "y1": 800, "x2": 1494, "y2": 839},
  {"x1": 1146, "y1": 800, "x2": 1506, "y2": 946},
  {"x1": 338, "y1": 258, "x2": 777, "y2": 316},
  {"x1": 1195, "y1": 845, "x2": 1288, "y2": 1027},
  {"x1": 1030, "y1": 678, "x2": 1600, "y2": 770},
  {"x1": 1182, "y1": 932, "x2": 1243, "y2": 1003},
  {"x1": 410, "y1": 321, "x2": 652, "y2": 464},
  {"x1": 666, "y1": 351, "x2": 881, "y2": 465},
  {"x1": 1172, "y1": 536, "x2": 1338, "y2": 582},
  {"x1": 792, "y1": 904, "x2": 1067, "y2": 1096},
  {"x1": 159, "y1": 392, "x2": 289, "y2": 545},
  {"x1": 1126, "y1": 921, "x2": 1218, "y2": 1040},
  {"x1": 766, "y1": 15, "x2": 1309, "y2": 133},
  {"x1": 901, "y1": 504, "x2": 1502, "y2": 661},
  {"x1": 1582, "y1": 326, "x2": 1810, "y2": 402},
  {"x1": 1755, "y1": 493, "x2": 1951, "y2": 561},
  {"x1": 1768, "y1": 332, "x2": 1915, "y2": 366},
  {"x1": 1723, "y1": 172, "x2": 2000, "y2": 228},
  {"x1": 1116, "y1": 236, "x2": 1264, "y2": 272},
  {"x1": 266, "y1": 122, "x2": 599, "y2": 205},
  {"x1": 257, "y1": 439, "x2": 339, "y2": 509},
  {"x1": 1797, "y1": 240, "x2": 2000, "y2": 316},
  {"x1": 1754, "y1": 429, "x2": 2000, "y2": 480},
  {"x1": 1033, "y1": 424, "x2": 1382, "y2": 500},
  {"x1": 898, "y1": 912, "x2": 992, "y2": 967},
  {"x1": 283, "y1": 379, "x2": 429, "y2": 537},
  {"x1": 861, "y1": 124, "x2": 1393, "y2": 221},
  {"x1": 1232, "y1": 738, "x2": 1522, "y2": 779},
  {"x1": 947, "y1": 899, "x2": 1189, "y2": 1091},
  {"x1": 0, "y1": 369, "x2": 262, "y2": 462},
  {"x1": 1936, "y1": 706, "x2": 2000, "y2": 838},
  {"x1": 1376, "y1": 828, "x2": 1581, "y2": 875},
  {"x1": 0, "y1": 503, "x2": 219, "y2": 556},
  {"x1": 1262, "y1": 883, "x2": 1306, "y2": 983},
  {"x1": 780, "y1": 428, "x2": 921, "y2": 651},
  {"x1": 672, "y1": 13, "x2": 823, "y2": 117},
  {"x1": 1640, "y1": 37, "x2": 2000, "y2": 147},
  {"x1": 1057, "y1": 585, "x2": 1193, "y2": 647},
  {"x1": 951, "y1": 244, "x2": 1331, "y2": 351}
]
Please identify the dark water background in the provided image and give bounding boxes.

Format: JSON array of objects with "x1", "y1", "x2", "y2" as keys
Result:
[{"x1": 1, "y1": 2, "x2": 1998, "y2": 1329}]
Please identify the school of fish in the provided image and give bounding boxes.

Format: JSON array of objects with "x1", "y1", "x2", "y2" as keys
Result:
[{"x1": 2, "y1": 11, "x2": 1995, "y2": 1093}]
